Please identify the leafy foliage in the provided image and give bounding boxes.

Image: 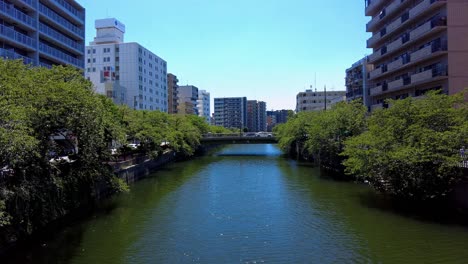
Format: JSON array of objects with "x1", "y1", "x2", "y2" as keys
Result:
[{"x1": 342, "y1": 91, "x2": 468, "y2": 200}]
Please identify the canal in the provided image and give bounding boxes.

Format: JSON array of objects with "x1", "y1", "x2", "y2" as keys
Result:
[{"x1": 5, "y1": 144, "x2": 468, "y2": 263}]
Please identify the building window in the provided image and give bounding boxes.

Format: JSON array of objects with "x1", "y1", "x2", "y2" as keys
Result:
[
  {"x1": 93, "y1": 49, "x2": 96, "y2": 54},
  {"x1": 87, "y1": 59, "x2": 90, "y2": 63}
]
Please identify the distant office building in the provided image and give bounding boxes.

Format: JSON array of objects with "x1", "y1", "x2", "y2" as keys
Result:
[
  {"x1": 266, "y1": 110, "x2": 290, "y2": 132},
  {"x1": 365, "y1": 0, "x2": 468, "y2": 109},
  {"x1": 167, "y1": 73, "x2": 179, "y2": 114},
  {"x1": 346, "y1": 57, "x2": 374, "y2": 109},
  {"x1": 214, "y1": 97, "x2": 247, "y2": 129},
  {"x1": 0, "y1": 0, "x2": 85, "y2": 69},
  {"x1": 178, "y1": 85, "x2": 199, "y2": 115},
  {"x1": 296, "y1": 89, "x2": 346, "y2": 112},
  {"x1": 85, "y1": 18, "x2": 168, "y2": 111},
  {"x1": 247, "y1": 100, "x2": 267, "y2": 132},
  {"x1": 197, "y1": 90, "x2": 210, "y2": 122}
]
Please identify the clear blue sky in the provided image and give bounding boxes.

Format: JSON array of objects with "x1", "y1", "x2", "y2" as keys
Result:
[{"x1": 77, "y1": 0, "x2": 371, "y2": 110}]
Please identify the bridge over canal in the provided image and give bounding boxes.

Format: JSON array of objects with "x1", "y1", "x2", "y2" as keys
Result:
[{"x1": 201, "y1": 133, "x2": 278, "y2": 144}]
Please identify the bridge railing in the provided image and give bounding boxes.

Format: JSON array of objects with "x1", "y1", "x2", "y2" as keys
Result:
[{"x1": 202, "y1": 133, "x2": 276, "y2": 138}]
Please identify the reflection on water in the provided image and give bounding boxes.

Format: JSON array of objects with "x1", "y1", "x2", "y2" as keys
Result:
[{"x1": 4, "y1": 144, "x2": 468, "y2": 263}]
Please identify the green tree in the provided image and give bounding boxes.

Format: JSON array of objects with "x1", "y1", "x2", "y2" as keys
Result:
[
  {"x1": 0, "y1": 59, "x2": 126, "y2": 242},
  {"x1": 342, "y1": 91, "x2": 468, "y2": 200},
  {"x1": 304, "y1": 100, "x2": 367, "y2": 169}
]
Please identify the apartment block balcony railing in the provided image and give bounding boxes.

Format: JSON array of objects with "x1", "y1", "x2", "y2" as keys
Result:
[
  {"x1": 39, "y1": 42, "x2": 83, "y2": 68},
  {"x1": 409, "y1": 0, "x2": 445, "y2": 19},
  {"x1": 370, "y1": 85, "x2": 383, "y2": 96},
  {"x1": 0, "y1": 47, "x2": 35, "y2": 64},
  {"x1": 50, "y1": 0, "x2": 85, "y2": 22},
  {"x1": 0, "y1": 1, "x2": 36, "y2": 28},
  {"x1": 367, "y1": 0, "x2": 445, "y2": 49},
  {"x1": 388, "y1": 78, "x2": 404, "y2": 91},
  {"x1": 368, "y1": 16, "x2": 445, "y2": 64},
  {"x1": 0, "y1": 24, "x2": 36, "y2": 49},
  {"x1": 39, "y1": 22, "x2": 84, "y2": 52},
  {"x1": 38, "y1": 3, "x2": 84, "y2": 38},
  {"x1": 387, "y1": 58, "x2": 404, "y2": 72},
  {"x1": 367, "y1": 0, "x2": 410, "y2": 32},
  {"x1": 16, "y1": 0, "x2": 35, "y2": 7},
  {"x1": 365, "y1": 0, "x2": 385, "y2": 16}
]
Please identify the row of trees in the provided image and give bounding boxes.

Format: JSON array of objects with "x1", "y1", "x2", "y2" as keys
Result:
[
  {"x1": 0, "y1": 59, "x2": 228, "y2": 247},
  {"x1": 275, "y1": 91, "x2": 468, "y2": 200}
]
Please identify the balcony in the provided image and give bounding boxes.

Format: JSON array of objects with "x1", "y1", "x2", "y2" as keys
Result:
[
  {"x1": 0, "y1": 1, "x2": 36, "y2": 29},
  {"x1": 410, "y1": 21, "x2": 432, "y2": 40},
  {"x1": 411, "y1": 69, "x2": 433, "y2": 84},
  {"x1": 411, "y1": 45, "x2": 432, "y2": 62},
  {"x1": 370, "y1": 85, "x2": 383, "y2": 96},
  {"x1": 39, "y1": 42, "x2": 83, "y2": 68},
  {"x1": 388, "y1": 78, "x2": 404, "y2": 91},
  {"x1": 387, "y1": 58, "x2": 403, "y2": 71},
  {"x1": 367, "y1": 0, "x2": 409, "y2": 32},
  {"x1": 367, "y1": 32, "x2": 381, "y2": 48},
  {"x1": 49, "y1": 0, "x2": 85, "y2": 23},
  {"x1": 39, "y1": 22, "x2": 84, "y2": 53},
  {"x1": 369, "y1": 65, "x2": 387, "y2": 79},
  {"x1": 365, "y1": 0, "x2": 385, "y2": 16},
  {"x1": 38, "y1": 3, "x2": 84, "y2": 39},
  {"x1": 0, "y1": 24, "x2": 36, "y2": 50},
  {"x1": 0, "y1": 47, "x2": 35, "y2": 65}
]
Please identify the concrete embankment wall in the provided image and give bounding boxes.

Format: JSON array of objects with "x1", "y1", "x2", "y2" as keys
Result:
[
  {"x1": 115, "y1": 151, "x2": 176, "y2": 184},
  {"x1": 95, "y1": 151, "x2": 176, "y2": 198}
]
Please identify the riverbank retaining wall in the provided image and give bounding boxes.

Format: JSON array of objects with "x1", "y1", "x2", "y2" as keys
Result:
[{"x1": 115, "y1": 151, "x2": 176, "y2": 184}]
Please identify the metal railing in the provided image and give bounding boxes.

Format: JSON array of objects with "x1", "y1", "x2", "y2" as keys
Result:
[
  {"x1": 38, "y1": 3, "x2": 84, "y2": 37},
  {"x1": 0, "y1": 47, "x2": 35, "y2": 64},
  {"x1": 0, "y1": 24, "x2": 36, "y2": 49},
  {"x1": 39, "y1": 22, "x2": 84, "y2": 52},
  {"x1": 50, "y1": 0, "x2": 85, "y2": 21},
  {"x1": 39, "y1": 42, "x2": 83, "y2": 67},
  {"x1": 0, "y1": 0, "x2": 36, "y2": 28}
]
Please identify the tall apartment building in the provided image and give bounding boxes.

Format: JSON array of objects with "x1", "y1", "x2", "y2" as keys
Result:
[
  {"x1": 197, "y1": 90, "x2": 210, "y2": 123},
  {"x1": 86, "y1": 18, "x2": 168, "y2": 111},
  {"x1": 178, "y1": 85, "x2": 199, "y2": 115},
  {"x1": 345, "y1": 57, "x2": 374, "y2": 108},
  {"x1": 296, "y1": 89, "x2": 346, "y2": 112},
  {"x1": 365, "y1": 0, "x2": 468, "y2": 110},
  {"x1": 247, "y1": 100, "x2": 267, "y2": 132},
  {"x1": 214, "y1": 97, "x2": 247, "y2": 129},
  {"x1": 266, "y1": 110, "x2": 290, "y2": 132},
  {"x1": 0, "y1": 0, "x2": 85, "y2": 69},
  {"x1": 167, "y1": 73, "x2": 179, "y2": 114}
]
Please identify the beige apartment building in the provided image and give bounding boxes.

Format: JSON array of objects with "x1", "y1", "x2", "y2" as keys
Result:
[{"x1": 365, "y1": 0, "x2": 468, "y2": 110}]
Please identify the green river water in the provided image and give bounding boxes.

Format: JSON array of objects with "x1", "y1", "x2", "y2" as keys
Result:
[{"x1": 5, "y1": 144, "x2": 468, "y2": 263}]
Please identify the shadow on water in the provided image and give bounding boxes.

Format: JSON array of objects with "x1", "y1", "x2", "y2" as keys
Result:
[
  {"x1": 293, "y1": 159, "x2": 468, "y2": 227},
  {"x1": 2, "y1": 158, "x2": 211, "y2": 264},
  {"x1": 358, "y1": 190, "x2": 468, "y2": 227}
]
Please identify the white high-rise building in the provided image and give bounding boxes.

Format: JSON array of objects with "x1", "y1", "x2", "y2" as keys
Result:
[
  {"x1": 85, "y1": 18, "x2": 167, "y2": 111},
  {"x1": 197, "y1": 90, "x2": 210, "y2": 123}
]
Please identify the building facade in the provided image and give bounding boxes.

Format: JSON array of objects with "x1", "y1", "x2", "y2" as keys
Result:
[
  {"x1": 247, "y1": 100, "x2": 267, "y2": 132},
  {"x1": 345, "y1": 57, "x2": 374, "y2": 109},
  {"x1": 266, "y1": 110, "x2": 290, "y2": 132},
  {"x1": 197, "y1": 90, "x2": 210, "y2": 122},
  {"x1": 85, "y1": 18, "x2": 168, "y2": 111},
  {"x1": 296, "y1": 89, "x2": 346, "y2": 112},
  {"x1": 167, "y1": 73, "x2": 179, "y2": 114},
  {"x1": 0, "y1": 0, "x2": 85, "y2": 69},
  {"x1": 178, "y1": 85, "x2": 199, "y2": 115},
  {"x1": 214, "y1": 97, "x2": 247, "y2": 129},
  {"x1": 365, "y1": 0, "x2": 468, "y2": 110}
]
